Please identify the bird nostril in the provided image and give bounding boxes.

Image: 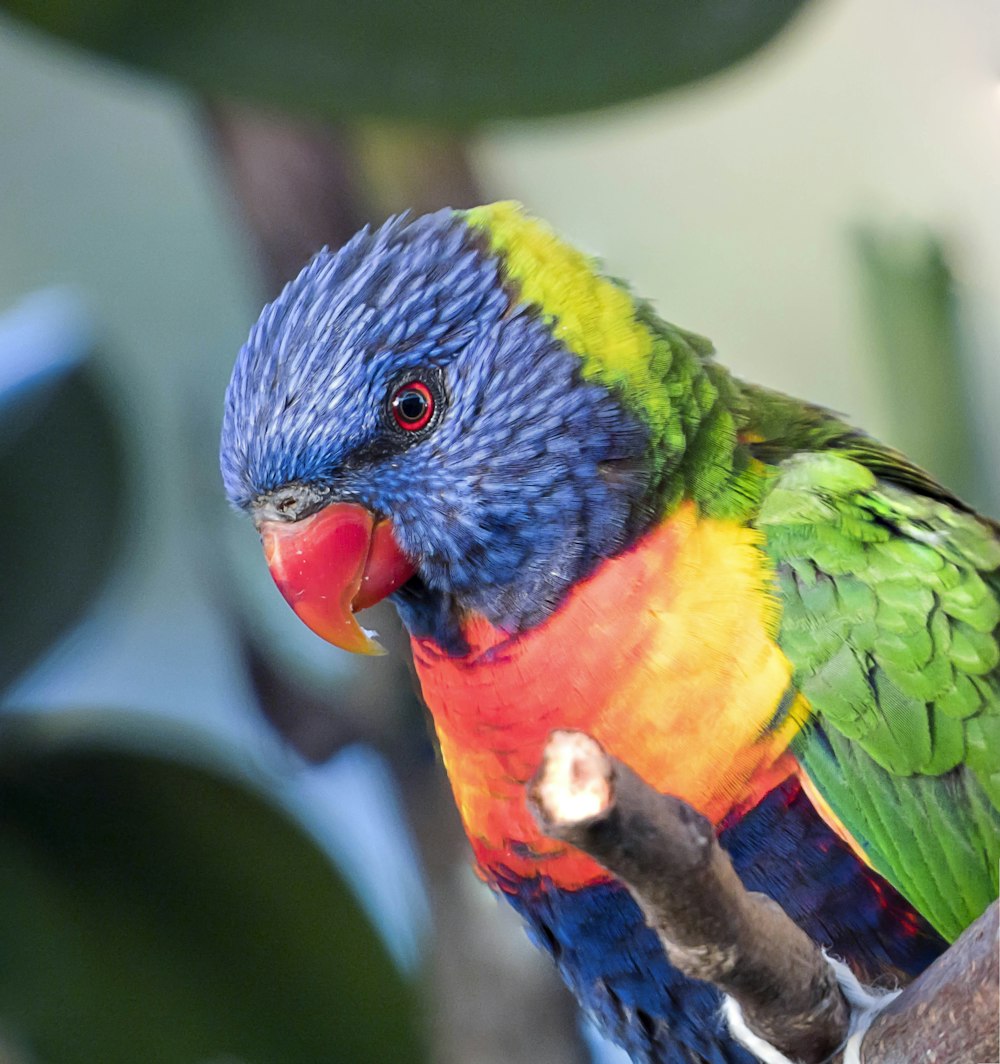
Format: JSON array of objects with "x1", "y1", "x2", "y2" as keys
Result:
[{"x1": 253, "y1": 482, "x2": 330, "y2": 526}]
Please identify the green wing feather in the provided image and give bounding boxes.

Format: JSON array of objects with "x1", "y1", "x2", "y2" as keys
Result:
[{"x1": 757, "y1": 450, "x2": 1000, "y2": 940}]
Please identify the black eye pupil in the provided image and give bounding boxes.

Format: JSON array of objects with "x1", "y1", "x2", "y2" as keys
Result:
[
  {"x1": 390, "y1": 378, "x2": 436, "y2": 432},
  {"x1": 397, "y1": 391, "x2": 426, "y2": 421}
]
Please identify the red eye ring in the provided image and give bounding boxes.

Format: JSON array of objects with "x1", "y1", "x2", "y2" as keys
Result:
[{"x1": 390, "y1": 380, "x2": 434, "y2": 432}]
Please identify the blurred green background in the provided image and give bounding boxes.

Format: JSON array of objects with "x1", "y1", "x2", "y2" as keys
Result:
[{"x1": 0, "y1": 1, "x2": 997, "y2": 1061}]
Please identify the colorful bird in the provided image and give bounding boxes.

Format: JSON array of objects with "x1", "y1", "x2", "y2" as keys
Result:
[{"x1": 220, "y1": 203, "x2": 999, "y2": 1063}]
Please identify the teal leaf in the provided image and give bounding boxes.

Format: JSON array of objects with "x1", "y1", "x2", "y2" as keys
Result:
[
  {"x1": 0, "y1": 714, "x2": 425, "y2": 1064},
  {"x1": 0, "y1": 345, "x2": 126, "y2": 693},
  {"x1": 4, "y1": 0, "x2": 812, "y2": 124}
]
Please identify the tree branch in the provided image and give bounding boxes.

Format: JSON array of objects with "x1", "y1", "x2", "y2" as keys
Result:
[
  {"x1": 860, "y1": 898, "x2": 998, "y2": 1064},
  {"x1": 527, "y1": 730, "x2": 850, "y2": 1063},
  {"x1": 528, "y1": 730, "x2": 1000, "y2": 1064}
]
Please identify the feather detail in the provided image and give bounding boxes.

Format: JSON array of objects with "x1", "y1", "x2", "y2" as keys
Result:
[
  {"x1": 759, "y1": 451, "x2": 1000, "y2": 939},
  {"x1": 412, "y1": 501, "x2": 806, "y2": 888}
]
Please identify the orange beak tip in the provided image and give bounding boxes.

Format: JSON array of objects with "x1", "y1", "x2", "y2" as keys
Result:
[{"x1": 357, "y1": 622, "x2": 389, "y2": 657}]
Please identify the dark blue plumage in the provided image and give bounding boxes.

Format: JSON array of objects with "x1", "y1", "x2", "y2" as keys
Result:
[
  {"x1": 221, "y1": 210, "x2": 648, "y2": 632},
  {"x1": 506, "y1": 779, "x2": 945, "y2": 1064}
]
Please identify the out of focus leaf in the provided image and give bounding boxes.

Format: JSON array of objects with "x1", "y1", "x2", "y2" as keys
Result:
[
  {"x1": 5, "y1": 0, "x2": 811, "y2": 124},
  {"x1": 0, "y1": 712, "x2": 425, "y2": 1064},
  {"x1": 854, "y1": 229, "x2": 978, "y2": 503},
  {"x1": 0, "y1": 289, "x2": 93, "y2": 419},
  {"x1": 0, "y1": 361, "x2": 125, "y2": 692}
]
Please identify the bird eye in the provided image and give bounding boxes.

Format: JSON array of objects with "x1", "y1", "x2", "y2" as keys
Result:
[{"x1": 390, "y1": 380, "x2": 434, "y2": 432}]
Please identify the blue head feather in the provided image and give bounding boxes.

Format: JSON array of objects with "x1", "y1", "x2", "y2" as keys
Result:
[{"x1": 221, "y1": 209, "x2": 649, "y2": 635}]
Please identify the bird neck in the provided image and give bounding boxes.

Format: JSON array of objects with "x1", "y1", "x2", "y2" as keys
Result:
[
  {"x1": 409, "y1": 501, "x2": 806, "y2": 889},
  {"x1": 633, "y1": 309, "x2": 768, "y2": 524},
  {"x1": 393, "y1": 326, "x2": 778, "y2": 649},
  {"x1": 466, "y1": 203, "x2": 763, "y2": 519}
]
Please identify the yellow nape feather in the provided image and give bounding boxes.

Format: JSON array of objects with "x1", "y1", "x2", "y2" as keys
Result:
[{"x1": 463, "y1": 202, "x2": 672, "y2": 418}]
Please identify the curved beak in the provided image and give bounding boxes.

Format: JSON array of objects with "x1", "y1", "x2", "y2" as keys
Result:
[{"x1": 259, "y1": 502, "x2": 416, "y2": 655}]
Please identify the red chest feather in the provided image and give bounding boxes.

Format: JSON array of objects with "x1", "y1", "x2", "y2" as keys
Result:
[{"x1": 411, "y1": 503, "x2": 807, "y2": 889}]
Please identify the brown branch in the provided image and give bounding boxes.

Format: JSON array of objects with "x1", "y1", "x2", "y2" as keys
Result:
[
  {"x1": 860, "y1": 898, "x2": 998, "y2": 1064},
  {"x1": 527, "y1": 730, "x2": 852, "y2": 1064},
  {"x1": 528, "y1": 730, "x2": 1000, "y2": 1064},
  {"x1": 204, "y1": 101, "x2": 368, "y2": 293}
]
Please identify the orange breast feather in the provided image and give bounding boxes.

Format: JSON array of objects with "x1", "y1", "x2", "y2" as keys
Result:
[{"x1": 411, "y1": 502, "x2": 807, "y2": 890}]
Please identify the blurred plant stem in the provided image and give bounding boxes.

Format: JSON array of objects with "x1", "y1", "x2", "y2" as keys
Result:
[
  {"x1": 205, "y1": 102, "x2": 588, "y2": 1064},
  {"x1": 353, "y1": 123, "x2": 481, "y2": 217},
  {"x1": 854, "y1": 228, "x2": 979, "y2": 504},
  {"x1": 205, "y1": 102, "x2": 368, "y2": 293}
]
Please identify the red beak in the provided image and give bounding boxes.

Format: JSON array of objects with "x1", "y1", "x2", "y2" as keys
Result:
[{"x1": 259, "y1": 502, "x2": 416, "y2": 655}]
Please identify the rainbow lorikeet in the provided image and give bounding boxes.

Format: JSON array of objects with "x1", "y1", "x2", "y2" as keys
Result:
[{"x1": 220, "y1": 203, "x2": 999, "y2": 1063}]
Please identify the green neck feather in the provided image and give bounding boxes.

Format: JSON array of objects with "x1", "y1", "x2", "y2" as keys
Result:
[{"x1": 463, "y1": 201, "x2": 768, "y2": 523}]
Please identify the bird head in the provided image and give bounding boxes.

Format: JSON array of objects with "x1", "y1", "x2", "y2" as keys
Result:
[{"x1": 220, "y1": 203, "x2": 708, "y2": 653}]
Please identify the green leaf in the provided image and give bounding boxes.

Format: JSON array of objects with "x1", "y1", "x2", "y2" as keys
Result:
[
  {"x1": 0, "y1": 713, "x2": 425, "y2": 1064},
  {"x1": 5, "y1": 0, "x2": 811, "y2": 124},
  {"x1": 0, "y1": 363, "x2": 126, "y2": 692}
]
